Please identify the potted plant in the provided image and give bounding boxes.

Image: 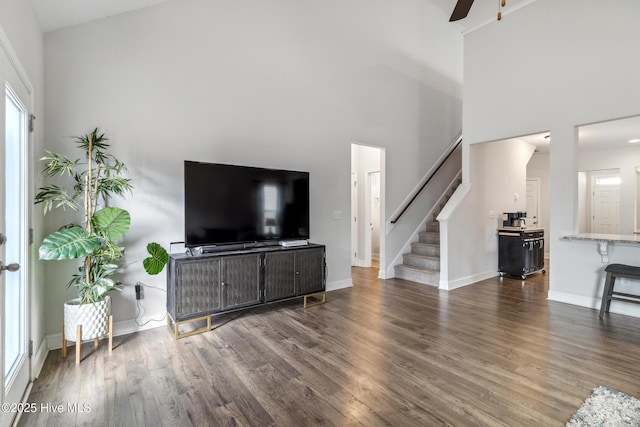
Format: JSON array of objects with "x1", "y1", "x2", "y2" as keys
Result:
[{"x1": 35, "y1": 128, "x2": 168, "y2": 349}]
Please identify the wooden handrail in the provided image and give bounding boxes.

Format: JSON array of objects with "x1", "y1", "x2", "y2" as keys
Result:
[{"x1": 390, "y1": 135, "x2": 462, "y2": 224}]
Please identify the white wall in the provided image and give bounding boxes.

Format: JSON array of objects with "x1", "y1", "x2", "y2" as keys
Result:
[
  {"x1": 459, "y1": 0, "x2": 640, "y2": 316},
  {"x1": 0, "y1": 0, "x2": 46, "y2": 374},
  {"x1": 42, "y1": 0, "x2": 463, "y2": 335},
  {"x1": 441, "y1": 139, "x2": 534, "y2": 288}
]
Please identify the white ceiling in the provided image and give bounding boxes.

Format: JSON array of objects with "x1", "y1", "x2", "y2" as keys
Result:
[
  {"x1": 579, "y1": 116, "x2": 640, "y2": 151},
  {"x1": 31, "y1": 0, "x2": 539, "y2": 34},
  {"x1": 508, "y1": 115, "x2": 640, "y2": 153},
  {"x1": 428, "y1": 0, "x2": 538, "y2": 33}
]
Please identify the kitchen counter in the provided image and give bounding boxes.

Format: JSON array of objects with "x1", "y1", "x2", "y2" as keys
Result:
[
  {"x1": 498, "y1": 227, "x2": 544, "y2": 232},
  {"x1": 562, "y1": 233, "x2": 640, "y2": 244},
  {"x1": 561, "y1": 233, "x2": 640, "y2": 262}
]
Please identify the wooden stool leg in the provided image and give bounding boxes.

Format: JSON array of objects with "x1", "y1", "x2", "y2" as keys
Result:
[
  {"x1": 62, "y1": 319, "x2": 67, "y2": 358},
  {"x1": 108, "y1": 315, "x2": 113, "y2": 352},
  {"x1": 76, "y1": 324, "x2": 82, "y2": 364},
  {"x1": 599, "y1": 272, "x2": 615, "y2": 318},
  {"x1": 606, "y1": 276, "x2": 616, "y2": 312}
]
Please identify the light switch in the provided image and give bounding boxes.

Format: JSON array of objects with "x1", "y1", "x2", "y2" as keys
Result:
[{"x1": 333, "y1": 210, "x2": 343, "y2": 220}]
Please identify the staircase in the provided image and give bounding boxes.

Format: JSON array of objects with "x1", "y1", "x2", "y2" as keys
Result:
[{"x1": 394, "y1": 177, "x2": 461, "y2": 286}]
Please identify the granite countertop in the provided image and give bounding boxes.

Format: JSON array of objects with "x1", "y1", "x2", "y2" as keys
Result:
[{"x1": 561, "y1": 233, "x2": 640, "y2": 244}]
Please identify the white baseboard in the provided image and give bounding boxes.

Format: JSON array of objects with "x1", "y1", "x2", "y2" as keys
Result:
[
  {"x1": 45, "y1": 312, "x2": 168, "y2": 350},
  {"x1": 439, "y1": 270, "x2": 498, "y2": 291},
  {"x1": 547, "y1": 291, "x2": 598, "y2": 309},
  {"x1": 547, "y1": 290, "x2": 640, "y2": 319},
  {"x1": 42, "y1": 279, "x2": 352, "y2": 352},
  {"x1": 327, "y1": 278, "x2": 352, "y2": 291},
  {"x1": 32, "y1": 336, "x2": 49, "y2": 379}
]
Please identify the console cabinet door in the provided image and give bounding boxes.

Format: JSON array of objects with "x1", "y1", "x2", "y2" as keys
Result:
[
  {"x1": 296, "y1": 247, "x2": 325, "y2": 296},
  {"x1": 264, "y1": 251, "x2": 296, "y2": 302},
  {"x1": 175, "y1": 258, "x2": 221, "y2": 319},
  {"x1": 221, "y1": 254, "x2": 261, "y2": 310}
]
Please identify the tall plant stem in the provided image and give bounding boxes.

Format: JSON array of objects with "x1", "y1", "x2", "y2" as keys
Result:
[
  {"x1": 84, "y1": 131, "x2": 94, "y2": 291},
  {"x1": 92, "y1": 163, "x2": 101, "y2": 217},
  {"x1": 85, "y1": 132, "x2": 93, "y2": 233}
]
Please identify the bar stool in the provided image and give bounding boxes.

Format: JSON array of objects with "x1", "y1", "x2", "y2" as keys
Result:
[{"x1": 599, "y1": 264, "x2": 640, "y2": 318}]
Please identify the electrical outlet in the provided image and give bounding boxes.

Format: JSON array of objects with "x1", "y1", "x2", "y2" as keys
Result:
[{"x1": 135, "y1": 282, "x2": 143, "y2": 300}]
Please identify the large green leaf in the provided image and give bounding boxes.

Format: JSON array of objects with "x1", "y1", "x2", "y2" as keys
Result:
[
  {"x1": 143, "y1": 242, "x2": 168, "y2": 275},
  {"x1": 39, "y1": 226, "x2": 102, "y2": 260},
  {"x1": 92, "y1": 207, "x2": 130, "y2": 241}
]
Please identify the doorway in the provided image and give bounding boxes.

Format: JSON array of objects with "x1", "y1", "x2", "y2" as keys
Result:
[
  {"x1": 351, "y1": 143, "x2": 385, "y2": 277},
  {"x1": 578, "y1": 169, "x2": 621, "y2": 233}
]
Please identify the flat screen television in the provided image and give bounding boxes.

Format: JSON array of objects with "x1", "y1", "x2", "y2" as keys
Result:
[{"x1": 184, "y1": 161, "x2": 310, "y2": 248}]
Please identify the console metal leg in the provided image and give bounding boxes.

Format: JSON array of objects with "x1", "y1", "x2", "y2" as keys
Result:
[
  {"x1": 304, "y1": 291, "x2": 326, "y2": 308},
  {"x1": 168, "y1": 314, "x2": 212, "y2": 339}
]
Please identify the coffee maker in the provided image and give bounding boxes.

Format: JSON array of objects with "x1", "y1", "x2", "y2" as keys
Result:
[{"x1": 503, "y1": 211, "x2": 527, "y2": 228}]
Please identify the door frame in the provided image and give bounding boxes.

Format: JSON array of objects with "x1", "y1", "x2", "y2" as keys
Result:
[
  {"x1": 350, "y1": 143, "x2": 386, "y2": 276},
  {"x1": 0, "y1": 24, "x2": 34, "y2": 425}
]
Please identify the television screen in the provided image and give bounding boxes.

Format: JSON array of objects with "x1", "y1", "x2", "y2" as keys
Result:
[{"x1": 184, "y1": 161, "x2": 310, "y2": 247}]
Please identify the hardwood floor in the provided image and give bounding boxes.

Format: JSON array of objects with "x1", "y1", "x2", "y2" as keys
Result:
[{"x1": 18, "y1": 266, "x2": 640, "y2": 426}]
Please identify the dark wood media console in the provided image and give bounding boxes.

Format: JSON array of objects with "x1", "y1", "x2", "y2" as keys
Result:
[{"x1": 167, "y1": 243, "x2": 326, "y2": 338}]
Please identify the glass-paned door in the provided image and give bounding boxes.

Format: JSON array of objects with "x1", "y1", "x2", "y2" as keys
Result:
[{"x1": 0, "y1": 44, "x2": 31, "y2": 427}]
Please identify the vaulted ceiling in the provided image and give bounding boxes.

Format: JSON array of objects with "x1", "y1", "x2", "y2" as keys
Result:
[
  {"x1": 28, "y1": 0, "x2": 640, "y2": 151},
  {"x1": 31, "y1": 0, "x2": 538, "y2": 33}
]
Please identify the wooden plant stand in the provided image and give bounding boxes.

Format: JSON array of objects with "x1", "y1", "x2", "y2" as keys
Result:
[{"x1": 62, "y1": 315, "x2": 113, "y2": 364}]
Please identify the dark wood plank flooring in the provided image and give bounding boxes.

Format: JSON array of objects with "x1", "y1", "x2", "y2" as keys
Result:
[{"x1": 18, "y1": 266, "x2": 640, "y2": 426}]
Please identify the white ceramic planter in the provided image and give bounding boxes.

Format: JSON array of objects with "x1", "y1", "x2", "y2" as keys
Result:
[{"x1": 63, "y1": 296, "x2": 111, "y2": 342}]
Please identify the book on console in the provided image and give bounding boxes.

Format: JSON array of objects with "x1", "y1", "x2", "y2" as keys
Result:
[{"x1": 279, "y1": 240, "x2": 309, "y2": 247}]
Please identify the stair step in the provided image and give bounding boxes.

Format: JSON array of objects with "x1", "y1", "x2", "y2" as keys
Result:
[
  {"x1": 419, "y1": 231, "x2": 439, "y2": 244},
  {"x1": 394, "y1": 264, "x2": 439, "y2": 286},
  {"x1": 410, "y1": 242, "x2": 440, "y2": 257},
  {"x1": 403, "y1": 253, "x2": 440, "y2": 270},
  {"x1": 424, "y1": 221, "x2": 439, "y2": 232}
]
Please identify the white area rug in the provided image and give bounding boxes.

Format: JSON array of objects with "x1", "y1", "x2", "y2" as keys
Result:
[{"x1": 567, "y1": 386, "x2": 640, "y2": 426}]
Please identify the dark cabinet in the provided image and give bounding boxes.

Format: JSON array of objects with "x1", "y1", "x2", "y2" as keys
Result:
[
  {"x1": 264, "y1": 247, "x2": 326, "y2": 302},
  {"x1": 221, "y1": 254, "x2": 261, "y2": 310},
  {"x1": 167, "y1": 244, "x2": 326, "y2": 337},
  {"x1": 498, "y1": 229, "x2": 545, "y2": 279},
  {"x1": 264, "y1": 251, "x2": 297, "y2": 302},
  {"x1": 295, "y1": 247, "x2": 326, "y2": 295},
  {"x1": 172, "y1": 257, "x2": 222, "y2": 319}
]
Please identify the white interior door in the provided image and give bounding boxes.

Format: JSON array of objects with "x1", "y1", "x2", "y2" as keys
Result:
[
  {"x1": 369, "y1": 171, "x2": 380, "y2": 261},
  {"x1": 526, "y1": 178, "x2": 540, "y2": 227},
  {"x1": 592, "y1": 185, "x2": 620, "y2": 233},
  {"x1": 351, "y1": 172, "x2": 357, "y2": 266},
  {"x1": 591, "y1": 174, "x2": 620, "y2": 234},
  {"x1": 0, "y1": 42, "x2": 31, "y2": 427}
]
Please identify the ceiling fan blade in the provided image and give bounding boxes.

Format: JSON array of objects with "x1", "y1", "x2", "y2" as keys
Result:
[{"x1": 449, "y1": 0, "x2": 475, "y2": 22}]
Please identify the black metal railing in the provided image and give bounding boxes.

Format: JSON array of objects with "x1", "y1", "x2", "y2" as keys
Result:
[{"x1": 390, "y1": 135, "x2": 462, "y2": 224}]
